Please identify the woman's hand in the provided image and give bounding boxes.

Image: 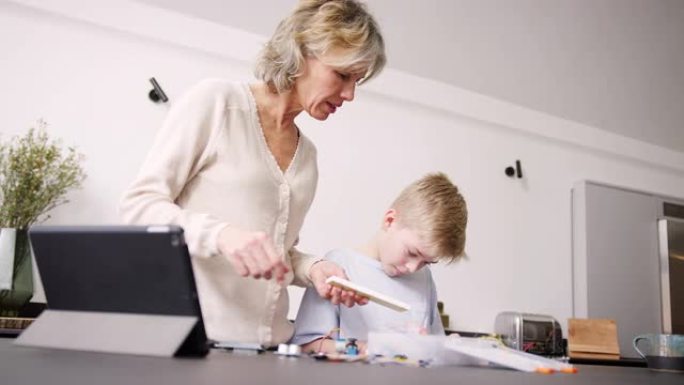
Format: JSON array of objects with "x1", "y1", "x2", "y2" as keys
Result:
[
  {"x1": 309, "y1": 261, "x2": 370, "y2": 307},
  {"x1": 217, "y1": 227, "x2": 289, "y2": 282}
]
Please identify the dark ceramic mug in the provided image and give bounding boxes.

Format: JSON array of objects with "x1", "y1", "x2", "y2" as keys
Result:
[{"x1": 633, "y1": 334, "x2": 684, "y2": 372}]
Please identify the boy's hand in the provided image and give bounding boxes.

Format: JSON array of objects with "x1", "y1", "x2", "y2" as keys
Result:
[
  {"x1": 309, "y1": 261, "x2": 370, "y2": 307},
  {"x1": 302, "y1": 338, "x2": 368, "y2": 355}
]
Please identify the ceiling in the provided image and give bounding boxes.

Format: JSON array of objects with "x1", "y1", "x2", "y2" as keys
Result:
[{"x1": 135, "y1": 0, "x2": 684, "y2": 153}]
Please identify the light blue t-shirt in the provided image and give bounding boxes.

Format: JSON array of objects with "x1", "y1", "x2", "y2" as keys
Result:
[{"x1": 290, "y1": 248, "x2": 444, "y2": 345}]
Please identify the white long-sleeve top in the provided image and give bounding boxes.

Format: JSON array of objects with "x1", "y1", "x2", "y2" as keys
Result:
[{"x1": 119, "y1": 79, "x2": 319, "y2": 346}]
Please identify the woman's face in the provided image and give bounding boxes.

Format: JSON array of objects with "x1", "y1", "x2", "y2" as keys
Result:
[{"x1": 294, "y1": 55, "x2": 366, "y2": 121}]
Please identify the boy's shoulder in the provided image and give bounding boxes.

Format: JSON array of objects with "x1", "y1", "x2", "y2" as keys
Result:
[
  {"x1": 323, "y1": 248, "x2": 355, "y2": 265},
  {"x1": 323, "y1": 248, "x2": 381, "y2": 274}
]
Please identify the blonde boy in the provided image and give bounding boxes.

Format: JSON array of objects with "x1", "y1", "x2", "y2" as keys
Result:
[{"x1": 291, "y1": 172, "x2": 467, "y2": 354}]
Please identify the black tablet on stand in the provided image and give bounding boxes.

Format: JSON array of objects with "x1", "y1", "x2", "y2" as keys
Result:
[{"x1": 16, "y1": 225, "x2": 209, "y2": 357}]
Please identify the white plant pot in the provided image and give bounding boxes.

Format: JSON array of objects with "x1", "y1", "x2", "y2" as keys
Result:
[{"x1": 0, "y1": 228, "x2": 17, "y2": 290}]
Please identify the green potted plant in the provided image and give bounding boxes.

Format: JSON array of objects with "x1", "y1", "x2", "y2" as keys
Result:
[{"x1": 0, "y1": 121, "x2": 85, "y2": 316}]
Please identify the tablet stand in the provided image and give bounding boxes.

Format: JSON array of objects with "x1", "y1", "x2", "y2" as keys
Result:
[{"x1": 15, "y1": 309, "x2": 208, "y2": 357}]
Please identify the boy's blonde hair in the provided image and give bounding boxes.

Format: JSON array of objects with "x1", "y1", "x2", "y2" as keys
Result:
[
  {"x1": 255, "y1": 0, "x2": 386, "y2": 93},
  {"x1": 391, "y1": 173, "x2": 467, "y2": 263}
]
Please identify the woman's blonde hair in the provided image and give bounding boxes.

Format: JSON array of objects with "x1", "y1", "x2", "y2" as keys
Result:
[
  {"x1": 391, "y1": 173, "x2": 468, "y2": 263},
  {"x1": 255, "y1": 0, "x2": 386, "y2": 93}
]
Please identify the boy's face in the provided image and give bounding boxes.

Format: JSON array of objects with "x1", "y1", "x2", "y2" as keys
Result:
[{"x1": 377, "y1": 210, "x2": 438, "y2": 277}]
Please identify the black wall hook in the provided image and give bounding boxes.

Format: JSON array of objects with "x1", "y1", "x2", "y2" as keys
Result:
[
  {"x1": 505, "y1": 160, "x2": 523, "y2": 178},
  {"x1": 148, "y1": 77, "x2": 168, "y2": 103}
]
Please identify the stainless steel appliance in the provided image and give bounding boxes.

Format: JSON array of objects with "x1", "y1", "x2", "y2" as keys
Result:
[
  {"x1": 494, "y1": 312, "x2": 564, "y2": 356},
  {"x1": 658, "y1": 215, "x2": 684, "y2": 334}
]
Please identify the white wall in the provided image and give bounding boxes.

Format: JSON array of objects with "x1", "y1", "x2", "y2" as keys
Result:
[
  {"x1": 136, "y1": 0, "x2": 684, "y2": 153},
  {"x1": 3, "y1": 0, "x2": 684, "y2": 335}
]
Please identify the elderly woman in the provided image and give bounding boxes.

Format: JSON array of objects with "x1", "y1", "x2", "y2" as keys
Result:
[{"x1": 119, "y1": 0, "x2": 386, "y2": 346}]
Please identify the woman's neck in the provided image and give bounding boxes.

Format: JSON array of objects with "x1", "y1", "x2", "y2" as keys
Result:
[{"x1": 251, "y1": 82, "x2": 302, "y2": 133}]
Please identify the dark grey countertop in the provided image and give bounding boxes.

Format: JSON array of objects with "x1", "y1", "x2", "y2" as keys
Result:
[{"x1": 1, "y1": 339, "x2": 681, "y2": 385}]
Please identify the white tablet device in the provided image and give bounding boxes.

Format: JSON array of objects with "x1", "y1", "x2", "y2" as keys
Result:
[{"x1": 325, "y1": 276, "x2": 411, "y2": 312}]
